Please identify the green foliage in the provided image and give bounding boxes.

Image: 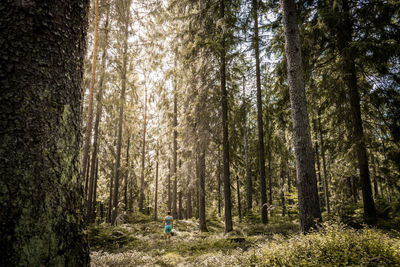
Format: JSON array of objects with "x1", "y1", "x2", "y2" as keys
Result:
[{"x1": 242, "y1": 222, "x2": 400, "y2": 267}]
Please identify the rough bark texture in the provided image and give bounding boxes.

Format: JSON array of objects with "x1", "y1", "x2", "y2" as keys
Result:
[
  {"x1": 281, "y1": 0, "x2": 322, "y2": 232},
  {"x1": 220, "y1": 0, "x2": 233, "y2": 233},
  {"x1": 0, "y1": 1, "x2": 90, "y2": 265},
  {"x1": 82, "y1": 0, "x2": 100, "y2": 191},
  {"x1": 338, "y1": 0, "x2": 377, "y2": 226},
  {"x1": 198, "y1": 149, "x2": 208, "y2": 231},
  {"x1": 253, "y1": 0, "x2": 268, "y2": 224}
]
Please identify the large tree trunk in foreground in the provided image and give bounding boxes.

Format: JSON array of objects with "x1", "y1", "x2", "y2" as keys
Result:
[
  {"x1": 253, "y1": 0, "x2": 268, "y2": 224},
  {"x1": 338, "y1": 0, "x2": 377, "y2": 226},
  {"x1": 220, "y1": 0, "x2": 233, "y2": 233},
  {"x1": 0, "y1": 1, "x2": 90, "y2": 265},
  {"x1": 281, "y1": 0, "x2": 322, "y2": 233}
]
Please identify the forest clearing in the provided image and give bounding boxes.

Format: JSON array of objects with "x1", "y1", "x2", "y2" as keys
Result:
[
  {"x1": 89, "y1": 216, "x2": 400, "y2": 266},
  {"x1": 1, "y1": 0, "x2": 400, "y2": 266}
]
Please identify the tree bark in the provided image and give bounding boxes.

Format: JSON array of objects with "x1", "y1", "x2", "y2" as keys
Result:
[
  {"x1": 111, "y1": 9, "x2": 129, "y2": 225},
  {"x1": 218, "y1": 154, "x2": 222, "y2": 217},
  {"x1": 242, "y1": 77, "x2": 252, "y2": 213},
  {"x1": 168, "y1": 159, "x2": 172, "y2": 211},
  {"x1": 124, "y1": 136, "x2": 130, "y2": 211},
  {"x1": 338, "y1": 0, "x2": 377, "y2": 225},
  {"x1": 139, "y1": 86, "x2": 148, "y2": 213},
  {"x1": 154, "y1": 150, "x2": 159, "y2": 221},
  {"x1": 0, "y1": 1, "x2": 90, "y2": 265},
  {"x1": 172, "y1": 91, "x2": 178, "y2": 218},
  {"x1": 318, "y1": 111, "x2": 330, "y2": 214},
  {"x1": 281, "y1": 0, "x2": 322, "y2": 232},
  {"x1": 220, "y1": 0, "x2": 233, "y2": 233},
  {"x1": 236, "y1": 176, "x2": 242, "y2": 220},
  {"x1": 82, "y1": 0, "x2": 100, "y2": 193},
  {"x1": 87, "y1": 7, "x2": 110, "y2": 222},
  {"x1": 198, "y1": 149, "x2": 208, "y2": 231},
  {"x1": 253, "y1": 0, "x2": 268, "y2": 224}
]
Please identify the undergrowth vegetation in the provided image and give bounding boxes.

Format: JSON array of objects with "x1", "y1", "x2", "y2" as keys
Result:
[{"x1": 89, "y1": 216, "x2": 400, "y2": 266}]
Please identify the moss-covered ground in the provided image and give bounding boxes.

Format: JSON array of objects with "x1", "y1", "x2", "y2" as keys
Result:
[{"x1": 89, "y1": 215, "x2": 400, "y2": 266}]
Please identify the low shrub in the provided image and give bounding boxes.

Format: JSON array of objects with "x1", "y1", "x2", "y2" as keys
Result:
[{"x1": 243, "y1": 222, "x2": 400, "y2": 266}]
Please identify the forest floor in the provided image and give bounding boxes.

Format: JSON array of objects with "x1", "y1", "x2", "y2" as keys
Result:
[{"x1": 88, "y1": 214, "x2": 400, "y2": 266}]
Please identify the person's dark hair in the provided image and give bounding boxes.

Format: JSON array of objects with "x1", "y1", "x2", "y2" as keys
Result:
[{"x1": 167, "y1": 211, "x2": 171, "y2": 215}]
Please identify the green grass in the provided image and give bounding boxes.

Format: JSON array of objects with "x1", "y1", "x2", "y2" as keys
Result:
[{"x1": 89, "y1": 218, "x2": 400, "y2": 266}]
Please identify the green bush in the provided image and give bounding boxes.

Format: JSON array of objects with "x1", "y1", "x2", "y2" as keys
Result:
[{"x1": 245, "y1": 222, "x2": 400, "y2": 266}]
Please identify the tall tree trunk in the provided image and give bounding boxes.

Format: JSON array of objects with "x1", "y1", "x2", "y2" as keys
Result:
[
  {"x1": 168, "y1": 159, "x2": 171, "y2": 211},
  {"x1": 154, "y1": 150, "x2": 159, "y2": 221},
  {"x1": 339, "y1": 0, "x2": 376, "y2": 225},
  {"x1": 172, "y1": 91, "x2": 178, "y2": 218},
  {"x1": 253, "y1": 0, "x2": 268, "y2": 224},
  {"x1": 0, "y1": 1, "x2": 90, "y2": 265},
  {"x1": 220, "y1": 0, "x2": 233, "y2": 233},
  {"x1": 82, "y1": 0, "x2": 100, "y2": 192},
  {"x1": 93, "y1": 158, "x2": 99, "y2": 221},
  {"x1": 124, "y1": 136, "x2": 130, "y2": 211},
  {"x1": 280, "y1": 152, "x2": 286, "y2": 217},
  {"x1": 318, "y1": 111, "x2": 330, "y2": 214},
  {"x1": 236, "y1": 176, "x2": 242, "y2": 220},
  {"x1": 371, "y1": 153, "x2": 379, "y2": 198},
  {"x1": 139, "y1": 86, "x2": 148, "y2": 213},
  {"x1": 218, "y1": 154, "x2": 222, "y2": 217},
  {"x1": 281, "y1": 0, "x2": 322, "y2": 232},
  {"x1": 198, "y1": 149, "x2": 208, "y2": 231},
  {"x1": 313, "y1": 118, "x2": 324, "y2": 211},
  {"x1": 87, "y1": 7, "x2": 110, "y2": 222},
  {"x1": 111, "y1": 10, "x2": 129, "y2": 225},
  {"x1": 243, "y1": 77, "x2": 252, "y2": 213},
  {"x1": 186, "y1": 177, "x2": 193, "y2": 218}
]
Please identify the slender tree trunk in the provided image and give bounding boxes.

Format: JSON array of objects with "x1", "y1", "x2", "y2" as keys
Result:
[
  {"x1": 252, "y1": 0, "x2": 268, "y2": 224},
  {"x1": 168, "y1": 159, "x2": 171, "y2": 211},
  {"x1": 139, "y1": 86, "x2": 148, "y2": 213},
  {"x1": 371, "y1": 153, "x2": 379, "y2": 198},
  {"x1": 220, "y1": 0, "x2": 233, "y2": 233},
  {"x1": 0, "y1": 1, "x2": 90, "y2": 264},
  {"x1": 173, "y1": 92, "x2": 178, "y2": 218},
  {"x1": 128, "y1": 171, "x2": 134, "y2": 212},
  {"x1": 124, "y1": 137, "x2": 130, "y2": 211},
  {"x1": 236, "y1": 176, "x2": 242, "y2": 220},
  {"x1": 111, "y1": 11, "x2": 129, "y2": 225},
  {"x1": 87, "y1": 8, "x2": 110, "y2": 222},
  {"x1": 242, "y1": 77, "x2": 252, "y2": 214},
  {"x1": 186, "y1": 177, "x2": 193, "y2": 218},
  {"x1": 339, "y1": 0, "x2": 376, "y2": 225},
  {"x1": 313, "y1": 118, "x2": 324, "y2": 211},
  {"x1": 280, "y1": 153, "x2": 286, "y2": 217},
  {"x1": 318, "y1": 111, "x2": 330, "y2": 213},
  {"x1": 198, "y1": 149, "x2": 208, "y2": 231},
  {"x1": 93, "y1": 158, "x2": 99, "y2": 222},
  {"x1": 281, "y1": 0, "x2": 322, "y2": 232},
  {"x1": 82, "y1": 0, "x2": 100, "y2": 192},
  {"x1": 154, "y1": 150, "x2": 159, "y2": 221},
  {"x1": 85, "y1": 154, "x2": 91, "y2": 197},
  {"x1": 218, "y1": 154, "x2": 222, "y2": 217}
]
